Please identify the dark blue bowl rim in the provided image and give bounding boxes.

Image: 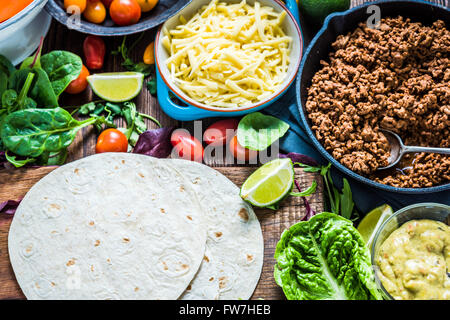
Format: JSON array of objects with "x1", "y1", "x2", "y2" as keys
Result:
[
  {"x1": 44, "y1": 0, "x2": 192, "y2": 36},
  {"x1": 296, "y1": 0, "x2": 450, "y2": 194}
]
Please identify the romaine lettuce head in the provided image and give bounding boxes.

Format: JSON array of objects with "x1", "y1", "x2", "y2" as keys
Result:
[{"x1": 274, "y1": 212, "x2": 382, "y2": 300}]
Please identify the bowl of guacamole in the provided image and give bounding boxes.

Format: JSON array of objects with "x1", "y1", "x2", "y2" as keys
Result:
[{"x1": 371, "y1": 203, "x2": 450, "y2": 300}]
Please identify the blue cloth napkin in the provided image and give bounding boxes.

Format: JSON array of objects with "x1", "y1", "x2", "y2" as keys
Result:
[{"x1": 265, "y1": 85, "x2": 450, "y2": 213}]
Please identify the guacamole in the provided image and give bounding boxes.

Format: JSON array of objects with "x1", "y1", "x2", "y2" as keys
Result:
[{"x1": 376, "y1": 219, "x2": 450, "y2": 300}]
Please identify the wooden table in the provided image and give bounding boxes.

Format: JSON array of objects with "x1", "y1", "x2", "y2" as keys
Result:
[
  {"x1": 0, "y1": 3, "x2": 329, "y2": 299},
  {"x1": 6, "y1": 0, "x2": 439, "y2": 300}
]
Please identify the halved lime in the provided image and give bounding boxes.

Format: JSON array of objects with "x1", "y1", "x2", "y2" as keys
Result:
[
  {"x1": 240, "y1": 158, "x2": 294, "y2": 207},
  {"x1": 87, "y1": 72, "x2": 144, "y2": 102},
  {"x1": 357, "y1": 204, "x2": 394, "y2": 250}
]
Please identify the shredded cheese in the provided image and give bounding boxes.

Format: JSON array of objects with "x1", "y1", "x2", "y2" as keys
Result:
[{"x1": 164, "y1": 0, "x2": 292, "y2": 108}]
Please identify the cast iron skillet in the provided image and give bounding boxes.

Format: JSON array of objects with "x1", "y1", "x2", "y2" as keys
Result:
[
  {"x1": 297, "y1": 0, "x2": 450, "y2": 194},
  {"x1": 45, "y1": 0, "x2": 191, "y2": 36}
]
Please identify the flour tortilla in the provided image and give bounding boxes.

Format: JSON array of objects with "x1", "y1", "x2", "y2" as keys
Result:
[
  {"x1": 8, "y1": 153, "x2": 207, "y2": 300},
  {"x1": 164, "y1": 159, "x2": 264, "y2": 300}
]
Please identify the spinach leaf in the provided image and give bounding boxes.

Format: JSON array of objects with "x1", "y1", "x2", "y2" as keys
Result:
[
  {"x1": 4, "y1": 151, "x2": 35, "y2": 168},
  {"x1": 0, "y1": 107, "x2": 105, "y2": 158},
  {"x1": 237, "y1": 112, "x2": 290, "y2": 151},
  {"x1": 274, "y1": 212, "x2": 382, "y2": 300},
  {"x1": 1, "y1": 90, "x2": 17, "y2": 110},
  {"x1": 0, "y1": 71, "x2": 8, "y2": 99},
  {"x1": 38, "y1": 149, "x2": 68, "y2": 166},
  {"x1": 1, "y1": 73, "x2": 37, "y2": 115},
  {"x1": 40, "y1": 51, "x2": 83, "y2": 97},
  {"x1": 9, "y1": 68, "x2": 58, "y2": 108},
  {"x1": 20, "y1": 56, "x2": 39, "y2": 70},
  {"x1": 0, "y1": 55, "x2": 15, "y2": 77},
  {"x1": 15, "y1": 72, "x2": 36, "y2": 109},
  {"x1": 20, "y1": 36, "x2": 43, "y2": 70}
]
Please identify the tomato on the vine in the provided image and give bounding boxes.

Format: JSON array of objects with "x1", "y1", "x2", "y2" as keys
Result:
[
  {"x1": 136, "y1": 0, "x2": 158, "y2": 12},
  {"x1": 170, "y1": 129, "x2": 204, "y2": 162},
  {"x1": 96, "y1": 128, "x2": 129, "y2": 153},
  {"x1": 203, "y1": 118, "x2": 239, "y2": 147},
  {"x1": 64, "y1": 0, "x2": 87, "y2": 13},
  {"x1": 83, "y1": 0, "x2": 106, "y2": 24},
  {"x1": 65, "y1": 64, "x2": 90, "y2": 94},
  {"x1": 83, "y1": 35, "x2": 105, "y2": 70},
  {"x1": 109, "y1": 0, "x2": 141, "y2": 26}
]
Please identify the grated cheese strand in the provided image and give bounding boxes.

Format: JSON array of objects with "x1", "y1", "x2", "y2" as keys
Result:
[{"x1": 164, "y1": 0, "x2": 292, "y2": 108}]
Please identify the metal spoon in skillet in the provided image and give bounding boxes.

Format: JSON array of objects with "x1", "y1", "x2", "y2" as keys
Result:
[{"x1": 377, "y1": 129, "x2": 450, "y2": 170}]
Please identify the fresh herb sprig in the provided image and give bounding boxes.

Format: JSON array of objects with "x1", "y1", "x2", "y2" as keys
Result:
[
  {"x1": 112, "y1": 35, "x2": 157, "y2": 95},
  {"x1": 77, "y1": 100, "x2": 161, "y2": 147},
  {"x1": 112, "y1": 35, "x2": 153, "y2": 76},
  {"x1": 265, "y1": 178, "x2": 317, "y2": 211},
  {"x1": 296, "y1": 162, "x2": 358, "y2": 220}
]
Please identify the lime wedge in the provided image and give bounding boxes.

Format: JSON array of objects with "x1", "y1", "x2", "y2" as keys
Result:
[
  {"x1": 357, "y1": 204, "x2": 394, "y2": 250},
  {"x1": 240, "y1": 158, "x2": 294, "y2": 207},
  {"x1": 87, "y1": 72, "x2": 144, "y2": 102}
]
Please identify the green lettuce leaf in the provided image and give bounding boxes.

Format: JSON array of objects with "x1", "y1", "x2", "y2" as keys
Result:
[
  {"x1": 274, "y1": 212, "x2": 382, "y2": 300},
  {"x1": 237, "y1": 112, "x2": 289, "y2": 151}
]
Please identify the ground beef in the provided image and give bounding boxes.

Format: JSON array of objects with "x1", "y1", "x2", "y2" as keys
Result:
[{"x1": 305, "y1": 17, "x2": 450, "y2": 188}]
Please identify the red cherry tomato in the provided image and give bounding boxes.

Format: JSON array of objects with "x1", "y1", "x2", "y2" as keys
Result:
[
  {"x1": 170, "y1": 129, "x2": 204, "y2": 162},
  {"x1": 229, "y1": 135, "x2": 258, "y2": 162},
  {"x1": 101, "y1": 0, "x2": 114, "y2": 8},
  {"x1": 96, "y1": 128, "x2": 129, "y2": 153},
  {"x1": 109, "y1": 0, "x2": 141, "y2": 26},
  {"x1": 83, "y1": 0, "x2": 106, "y2": 24},
  {"x1": 203, "y1": 118, "x2": 239, "y2": 147},
  {"x1": 83, "y1": 35, "x2": 105, "y2": 70},
  {"x1": 65, "y1": 64, "x2": 90, "y2": 94}
]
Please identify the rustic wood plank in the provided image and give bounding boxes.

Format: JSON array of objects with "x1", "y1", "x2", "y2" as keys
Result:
[{"x1": 0, "y1": 166, "x2": 323, "y2": 300}]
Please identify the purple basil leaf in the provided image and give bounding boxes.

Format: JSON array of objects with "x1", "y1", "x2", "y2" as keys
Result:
[
  {"x1": 133, "y1": 127, "x2": 175, "y2": 159},
  {"x1": 279, "y1": 152, "x2": 319, "y2": 167},
  {"x1": 0, "y1": 199, "x2": 22, "y2": 215},
  {"x1": 295, "y1": 180, "x2": 316, "y2": 221}
]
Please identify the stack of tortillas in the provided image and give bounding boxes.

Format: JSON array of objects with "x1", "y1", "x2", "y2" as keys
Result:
[{"x1": 8, "y1": 153, "x2": 264, "y2": 300}]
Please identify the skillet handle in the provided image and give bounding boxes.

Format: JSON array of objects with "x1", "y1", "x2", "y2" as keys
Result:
[
  {"x1": 285, "y1": 0, "x2": 300, "y2": 24},
  {"x1": 156, "y1": 68, "x2": 216, "y2": 121}
]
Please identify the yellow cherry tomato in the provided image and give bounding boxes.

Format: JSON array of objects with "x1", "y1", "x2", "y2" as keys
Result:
[
  {"x1": 83, "y1": 0, "x2": 106, "y2": 24},
  {"x1": 136, "y1": 0, "x2": 158, "y2": 12},
  {"x1": 143, "y1": 41, "x2": 154, "y2": 65},
  {"x1": 64, "y1": 0, "x2": 87, "y2": 13}
]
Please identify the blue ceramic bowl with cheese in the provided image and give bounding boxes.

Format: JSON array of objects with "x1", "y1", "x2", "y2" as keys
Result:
[{"x1": 155, "y1": 0, "x2": 303, "y2": 121}]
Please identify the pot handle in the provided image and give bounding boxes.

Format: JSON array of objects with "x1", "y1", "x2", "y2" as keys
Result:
[
  {"x1": 156, "y1": 68, "x2": 216, "y2": 121},
  {"x1": 285, "y1": 0, "x2": 300, "y2": 24}
]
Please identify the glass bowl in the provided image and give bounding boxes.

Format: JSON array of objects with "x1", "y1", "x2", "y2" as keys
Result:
[
  {"x1": 371, "y1": 202, "x2": 450, "y2": 300},
  {"x1": 0, "y1": 0, "x2": 51, "y2": 65}
]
